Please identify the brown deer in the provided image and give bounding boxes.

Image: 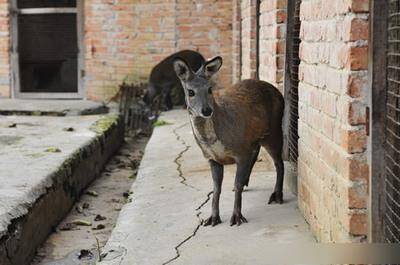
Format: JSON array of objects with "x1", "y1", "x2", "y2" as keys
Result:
[{"x1": 173, "y1": 56, "x2": 285, "y2": 226}]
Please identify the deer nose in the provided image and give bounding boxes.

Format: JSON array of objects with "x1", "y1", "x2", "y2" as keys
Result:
[{"x1": 201, "y1": 107, "x2": 213, "y2": 117}]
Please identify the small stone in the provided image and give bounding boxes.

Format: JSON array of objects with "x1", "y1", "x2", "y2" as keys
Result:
[
  {"x1": 82, "y1": 202, "x2": 90, "y2": 209},
  {"x1": 92, "y1": 224, "x2": 105, "y2": 230},
  {"x1": 78, "y1": 249, "x2": 93, "y2": 260},
  {"x1": 63, "y1": 127, "x2": 74, "y2": 132},
  {"x1": 86, "y1": 190, "x2": 99, "y2": 197},
  {"x1": 76, "y1": 205, "x2": 83, "y2": 213},
  {"x1": 59, "y1": 222, "x2": 77, "y2": 231},
  {"x1": 94, "y1": 214, "x2": 106, "y2": 221},
  {"x1": 72, "y1": 219, "x2": 92, "y2": 226}
]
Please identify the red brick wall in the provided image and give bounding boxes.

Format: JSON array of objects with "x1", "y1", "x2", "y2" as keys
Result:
[
  {"x1": 0, "y1": 0, "x2": 10, "y2": 98},
  {"x1": 240, "y1": 0, "x2": 257, "y2": 79},
  {"x1": 0, "y1": 1, "x2": 233, "y2": 100},
  {"x1": 175, "y1": 0, "x2": 233, "y2": 88},
  {"x1": 232, "y1": 0, "x2": 242, "y2": 83},
  {"x1": 233, "y1": 0, "x2": 287, "y2": 92},
  {"x1": 85, "y1": 0, "x2": 233, "y2": 101},
  {"x1": 297, "y1": 0, "x2": 369, "y2": 242},
  {"x1": 84, "y1": 0, "x2": 175, "y2": 101},
  {"x1": 258, "y1": 0, "x2": 286, "y2": 92}
]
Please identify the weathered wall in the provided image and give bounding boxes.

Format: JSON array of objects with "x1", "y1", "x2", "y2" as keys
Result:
[
  {"x1": 0, "y1": 0, "x2": 233, "y2": 100},
  {"x1": 239, "y1": 0, "x2": 258, "y2": 79},
  {"x1": 0, "y1": 0, "x2": 10, "y2": 98},
  {"x1": 258, "y1": 0, "x2": 286, "y2": 92},
  {"x1": 84, "y1": 0, "x2": 175, "y2": 101},
  {"x1": 297, "y1": 0, "x2": 369, "y2": 242},
  {"x1": 233, "y1": 0, "x2": 287, "y2": 92},
  {"x1": 85, "y1": 0, "x2": 234, "y2": 101}
]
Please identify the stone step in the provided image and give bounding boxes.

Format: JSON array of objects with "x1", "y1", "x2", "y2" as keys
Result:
[
  {"x1": 0, "y1": 113, "x2": 124, "y2": 265},
  {"x1": 0, "y1": 99, "x2": 109, "y2": 116}
]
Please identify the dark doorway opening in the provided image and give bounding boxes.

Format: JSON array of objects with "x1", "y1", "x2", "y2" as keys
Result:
[
  {"x1": 11, "y1": 0, "x2": 83, "y2": 98},
  {"x1": 283, "y1": 0, "x2": 301, "y2": 194},
  {"x1": 19, "y1": 14, "x2": 78, "y2": 93}
]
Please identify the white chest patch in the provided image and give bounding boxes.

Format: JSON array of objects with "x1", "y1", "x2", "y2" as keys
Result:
[{"x1": 189, "y1": 117, "x2": 232, "y2": 161}]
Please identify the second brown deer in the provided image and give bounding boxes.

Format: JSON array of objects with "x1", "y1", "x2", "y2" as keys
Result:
[{"x1": 173, "y1": 56, "x2": 285, "y2": 226}]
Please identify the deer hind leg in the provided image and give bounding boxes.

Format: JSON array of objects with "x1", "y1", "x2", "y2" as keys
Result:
[
  {"x1": 262, "y1": 135, "x2": 284, "y2": 204},
  {"x1": 244, "y1": 146, "x2": 261, "y2": 187}
]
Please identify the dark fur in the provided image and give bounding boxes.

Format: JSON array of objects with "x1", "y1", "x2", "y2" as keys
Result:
[
  {"x1": 173, "y1": 55, "x2": 285, "y2": 227},
  {"x1": 196, "y1": 80, "x2": 285, "y2": 226},
  {"x1": 145, "y1": 50, "x2": 205, "y2": 110}
]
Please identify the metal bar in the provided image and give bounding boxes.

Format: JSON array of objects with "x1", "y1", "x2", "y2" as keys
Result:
[{"x1": 16, "y1": 8, "x2": 77, "y2": 14}]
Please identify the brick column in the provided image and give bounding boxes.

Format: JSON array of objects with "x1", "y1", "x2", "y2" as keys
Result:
[
  {"x1": 0, "y1": 0, "x2": 10, "y2": 98},
  {"x1": 240, "y1": 0, "x2": 258, "y2": 79},
  {"x1": 232, "y1": 0, "x2": 242, "y2": 83},
  {"x1": 297, "y1": 0, "x2": 369, "y2": 242},
  {"x1": 258, "y1": 0, "x2": 287, "y2": 93}
]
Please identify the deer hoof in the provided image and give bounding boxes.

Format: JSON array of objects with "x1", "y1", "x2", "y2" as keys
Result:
[
  {"x1": 230, "y1": 212, "x2": 247, "y2": 226},
  {"x1": 203, "y1": 215, "x2": 222, "y2": 227},
  {"x1": 268, "y1": 191, "x2": 283, "y2": 204}
]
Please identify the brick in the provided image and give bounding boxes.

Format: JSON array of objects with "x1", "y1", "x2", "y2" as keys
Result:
[
  {"x1": 341, "y1": 129, "x2": 367, "y2": 154},
  {"x1": 348, "y1": 100, "x2": 367, "y2": 125},
  {"x1": 348, "y1": 183, "x2": 368, "y2": 209},
  {"x1": 349, "y1": 212, "x2": 368, "y2": 235},
  {"x1": 348, "y1": 46, "x2": 368, "y2": 70},
  {"x1": 347, "y1": 72, "x2": 368, "y2": 98},
  {"x1": 338, "y1": 0, "x2": 369, "y2": 13},
  {"x1": 347, "y1": 156, "x2": 369, "y2": 182}
]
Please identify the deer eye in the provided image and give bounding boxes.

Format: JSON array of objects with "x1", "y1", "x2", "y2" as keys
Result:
[
  {"x1": 208, "y1": 87, "x2": 212, "y2": 94},
  {"x1": 188, "y1": 89, "x2": 195, "y2": 97}
]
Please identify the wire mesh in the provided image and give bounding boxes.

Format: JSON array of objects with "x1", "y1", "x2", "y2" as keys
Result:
[
  {"x1": 287, "y1": 0, "x2": 301, "y2": 163},
  {"x1": 384, "y1": 0, "x2": 400, "y2": 243}
]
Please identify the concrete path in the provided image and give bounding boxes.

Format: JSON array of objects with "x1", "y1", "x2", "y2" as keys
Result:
[{"x1": 100, "y1": 110, "x2": 314, "y2": 265}]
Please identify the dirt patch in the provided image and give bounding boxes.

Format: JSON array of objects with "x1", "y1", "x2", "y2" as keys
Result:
[{"x1": 31, "y1": 133, "x2": 150, "y2": 265}]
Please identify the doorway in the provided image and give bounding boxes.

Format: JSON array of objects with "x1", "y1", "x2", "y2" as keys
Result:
[{"x1": 10, "y1": 0, "x2": 84, "y2": 99}]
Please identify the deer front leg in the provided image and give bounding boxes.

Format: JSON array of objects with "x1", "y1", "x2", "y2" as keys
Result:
[
  {"x1": 204, "y1": 160, "x2": 223, "y2": 227},
  {"x1": 230, "y1": 160, "x2": 252, "y2": 226}
]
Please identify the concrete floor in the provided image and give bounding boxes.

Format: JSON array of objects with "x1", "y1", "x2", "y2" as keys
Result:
[
  {"x1": 100, "y1": 110, "x2": 315, "y2": 265},
  {"x1": 0, "y1": 112, "x2": 123, "y2": 265}
]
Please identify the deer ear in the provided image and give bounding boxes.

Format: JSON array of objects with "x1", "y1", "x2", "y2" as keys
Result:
[
  {"x1": 173, "y1": 58, "x2": 192, "y2": 82},
  {"x1": 204, "y1": 56, "x2": 223, "y2": 78}
]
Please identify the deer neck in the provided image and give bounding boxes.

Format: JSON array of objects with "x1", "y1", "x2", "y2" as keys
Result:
[{"x1": 189, "y1": 105, "x2": 221, "y2": 145}]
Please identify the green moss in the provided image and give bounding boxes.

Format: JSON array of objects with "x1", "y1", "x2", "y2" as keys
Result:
[
  {"x1": 90, "y1": 114, "x2": 119, "y2": 135},
  {"x1": 45, "y1": 147, "x2": 61, "y2": 153},
  {"x1": 153, "y1": 120, "x2": 172, "y2": 127},
  {"x1": 31, "y1": 111, "x2": 42, "y2": 116}
]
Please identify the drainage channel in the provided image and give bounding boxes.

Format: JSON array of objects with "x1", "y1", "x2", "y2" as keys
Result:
[{"x1": 30, "y1": 132, "x2": 150, "y2": 265}]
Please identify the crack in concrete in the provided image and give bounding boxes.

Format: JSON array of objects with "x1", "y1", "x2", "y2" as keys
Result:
[
  {"x1": 162, "y1": 123, "x2": 214, "y2": 265},
  {"x1": 172, "y1": 123, "x2": 198, "y2": 191},
  {"x1": 162, "y1": 191, "x2": 213, "y2": 265}
]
